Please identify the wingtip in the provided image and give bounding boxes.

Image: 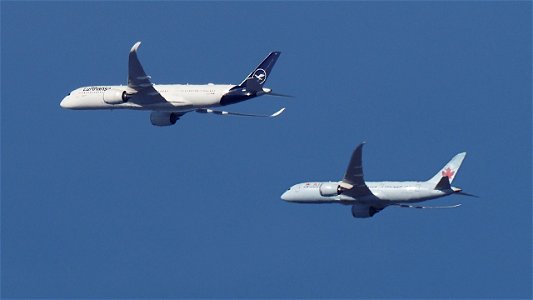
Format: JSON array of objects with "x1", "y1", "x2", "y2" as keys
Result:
[
  {"x1": 131, "y1": 41, "x2": 141, "y2": 53},
  {"x1": 353, "y1": 142, "x2": 366, "y2": 154},
  {"x1": 271, "y1": 107, "x2": 286, "y2": 117}
]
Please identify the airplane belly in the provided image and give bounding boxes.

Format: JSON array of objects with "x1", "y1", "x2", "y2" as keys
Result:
[
  {"x1": 374, "y1": 188, "x2": 442, "y2": 202},
  {"x1": 152, "y1": 92, "x2": 193, "y2": 111},
  {"x1": 151, "y1": 102, "x2": 193, "y2": 112},
  {"x1": 190, "y1": 94, "x2": 222, "y2": 107},
  {"x1": 374, "y1": 189, "x2": 416, "y2": 201}
]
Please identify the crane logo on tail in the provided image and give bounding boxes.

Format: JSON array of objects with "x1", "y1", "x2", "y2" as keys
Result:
[
  {"x1": 442, "y1": 167, "x2": 455, "y2": 179},
  {"x1": 252, "y1": 69, "x2": 267, "y2": 84}
]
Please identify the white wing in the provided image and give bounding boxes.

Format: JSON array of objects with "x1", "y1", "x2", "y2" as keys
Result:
[
  {"x1": 127, "y1": 41, "x2": 167, "y2": 105},
  {"x1": 341, "y1": 142, "x2": 374, "y2": 197}
]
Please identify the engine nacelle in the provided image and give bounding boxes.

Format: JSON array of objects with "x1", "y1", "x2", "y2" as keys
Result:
[
  {"x1": 351, "y1": 204, "x2": 378, "y2": 218},
  {"x1": 103, "y1": 89, "x2": 129, "y2": 105},
  {"x1": 150, "y1": 112, "x2": 181, "y2": 126},
  {"x1": 319, "y1": 182, "x2": 340, "y2": 196}
]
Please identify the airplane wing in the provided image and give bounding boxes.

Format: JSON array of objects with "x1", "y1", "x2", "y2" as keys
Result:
[
  {"x1": 127, "y1": 41, "x2": 167, "y2": 105},
  {"x1": 195, "y1": 107, "x2": 285, "y2": 118},
  {"x1": 393, "y1": 203, "x2": 462, "y2": 209},
  {"x1": 340, "y1": 142, "x2": 374, "y2": 198},
  {"x1": 150, "y1": 107, "x2": 283, "y2": 126}
]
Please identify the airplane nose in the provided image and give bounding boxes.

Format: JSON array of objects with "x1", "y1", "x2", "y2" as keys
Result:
[
  {"x1": 60, "y1": 96, "x2": 73, "y2": 109},
  {"x1": 281, "y1": 190, "x2": 291, "y2": 201}
]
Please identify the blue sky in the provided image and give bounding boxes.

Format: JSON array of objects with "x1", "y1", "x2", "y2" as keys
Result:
[{"x1": 1, "y1": 1, "x2": 531, "y2": 298}]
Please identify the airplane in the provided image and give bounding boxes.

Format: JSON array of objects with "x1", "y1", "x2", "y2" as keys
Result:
[
  {"x1": 60, "y1": 42, "x2": 288, "y2": 126},
  {"x1": 281, "y1": 142, "x2": 476, "y2": 218}
]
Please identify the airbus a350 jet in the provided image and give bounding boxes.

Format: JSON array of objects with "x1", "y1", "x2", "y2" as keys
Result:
[
  {"x1": 60, "y1": 42, "x2": 287, "y2": 126},
  {"x1": 281, "y1": 143, "x2": 476, "y2": 218}
]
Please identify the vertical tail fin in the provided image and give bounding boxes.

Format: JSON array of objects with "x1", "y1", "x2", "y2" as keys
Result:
[
  {"x1": 427, "y1": 152, "x2": 467, "y2": 185},
  {"x1": 239, "y1": 51, "x2": 281, "y2": 92},
  {"x1": 434, "y1": 176, "x2": 451, "y2": 190}
]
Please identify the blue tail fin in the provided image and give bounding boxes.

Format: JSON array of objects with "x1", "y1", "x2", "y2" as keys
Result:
[
  {"x1": 220, "y1": 52, "x2": 282, "y2": 106},
  {"x1": 239, "y1": 51, "x2": 281, "y2": 92}
]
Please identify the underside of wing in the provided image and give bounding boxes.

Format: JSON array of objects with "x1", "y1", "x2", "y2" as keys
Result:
[
  {"x1": 341, "y1": 143, "x2": 373, "y2": 198},
  {"x1": 393, "y1": 203, "x2": 462, "y2": 209},
  {"x1": 127, "y1": 42, "x2": 167, "y2": 105}
]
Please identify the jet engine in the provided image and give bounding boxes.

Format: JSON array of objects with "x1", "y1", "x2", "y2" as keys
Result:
[
  {"x1": 351, "y1": 204, "x2": 379, "y2": 218},
  {"x1": 150, "y1": 112, "x2": 181, "y2": 126},
  {"x1": 103, "y1": 89, "x2": 131, "y2": 104},
  {"x1": 319, "y1": 182, "x2": 340, "y2": 196}
]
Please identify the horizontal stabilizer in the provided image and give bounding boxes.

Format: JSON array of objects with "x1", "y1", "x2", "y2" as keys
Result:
[
  {"x1": 265, "y1": 91, "x2": 293, "y2": 98},
  {"x1": 195, "y1": 107, "x2": 285, "y2": 118},
  {"x1": 394, "y1": 203, "x2": 462, "y2": 209},
  {"x1": 455, "y1": 191, "x2": 479, "y2": 198}
]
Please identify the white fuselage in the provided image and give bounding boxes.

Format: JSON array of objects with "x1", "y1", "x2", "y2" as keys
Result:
[
  {"x1": 60, "y1": 84, "x2": 236, "y2": 111},
  {"x1": 281, "y1": 181, "x2": 457, "y2": 205}
]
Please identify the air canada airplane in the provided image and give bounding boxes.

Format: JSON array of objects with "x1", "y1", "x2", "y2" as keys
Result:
[
  {"x1": 281, "y1": 143, "x2": 476, "y2": 218},
  {"x1": 60, "y1": 42, "x2": 287, "y2": 126}
]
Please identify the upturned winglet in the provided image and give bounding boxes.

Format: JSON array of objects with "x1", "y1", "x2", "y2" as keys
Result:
[{"x1": 130, "y1": 41, "x2": 141, "y2": 53}]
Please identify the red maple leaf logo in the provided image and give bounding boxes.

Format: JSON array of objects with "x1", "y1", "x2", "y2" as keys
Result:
[{"x1": 441, "y1": 167, "x2": 455, "y2": 178}]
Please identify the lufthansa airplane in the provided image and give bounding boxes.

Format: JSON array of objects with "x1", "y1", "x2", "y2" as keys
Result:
[
  {"x1": 281, "y1": 143, "x2": 476, "y2": 218},
  {"x1": 60, "y1": 42, "x2": 287, "y2": 126}
]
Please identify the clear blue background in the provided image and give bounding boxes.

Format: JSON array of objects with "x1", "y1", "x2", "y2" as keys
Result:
[{"x1": 2, "y1": 2, "x2": 531, "y2": 298}]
